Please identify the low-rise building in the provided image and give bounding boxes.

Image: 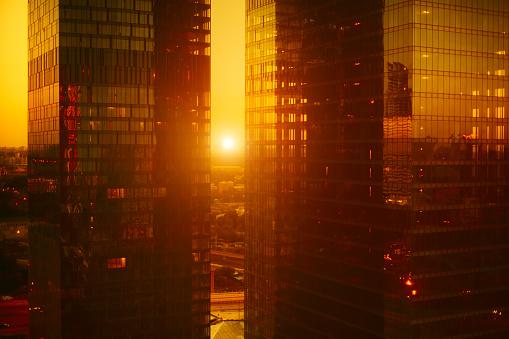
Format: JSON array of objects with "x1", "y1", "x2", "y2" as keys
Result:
[{"x1": 0, "y1": 217, "x2": 30, "y2": 241}]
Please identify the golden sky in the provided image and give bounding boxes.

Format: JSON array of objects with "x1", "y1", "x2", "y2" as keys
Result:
[
  {"x1": 0, "y1": 0, "x2": 28, "y2": 147},
  {"x1": 0, "y1": 1, "x2": 245, "y2": 151},
  {"x1": 211, "y1": 0, "x2": 245, "y2": 152}
]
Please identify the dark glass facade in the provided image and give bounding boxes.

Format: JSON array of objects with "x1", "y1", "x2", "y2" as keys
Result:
[
  {"x1": 28, "y1": 0, "x2": 210, "y2": 338},
  {"x1": 245, "y1": 0, "x2": 509, "y2": 338}
]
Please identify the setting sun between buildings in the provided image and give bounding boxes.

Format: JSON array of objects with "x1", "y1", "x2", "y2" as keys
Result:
[{"x1": 222, "y1": 137, "x2": 234, "y2": 150}]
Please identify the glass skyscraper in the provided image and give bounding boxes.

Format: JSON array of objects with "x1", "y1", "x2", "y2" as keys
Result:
[
  {"x1": 28, "y1": 0, "x2": 210, "y2": 338},
  {"x1": 245, "y1": 0, "x2": 509, "y2": 337}
]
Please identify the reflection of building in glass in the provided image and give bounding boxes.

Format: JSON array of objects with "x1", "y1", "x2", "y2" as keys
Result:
[
  {"x1": 28, "y1": 1, "x2": 210, "y2": 338},
  {"x1": 384, "y1": 62, "x2": 412, "y2": 205},
  {"x1": 245, "y1": 1, "x2": 509, "y2": 338}
]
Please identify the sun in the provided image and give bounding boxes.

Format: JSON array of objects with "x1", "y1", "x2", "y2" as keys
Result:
[{"x1": 222, "y1": 137, "x2": 234, "y2": 150}]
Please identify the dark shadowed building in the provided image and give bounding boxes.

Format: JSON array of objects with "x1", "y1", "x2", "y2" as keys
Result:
[
  {"x1": 27, "y1": 0, "x2": 211, "y2": 338},
  {"x1": 245, "y1": 0, "x2": 509, "y2": 338}
]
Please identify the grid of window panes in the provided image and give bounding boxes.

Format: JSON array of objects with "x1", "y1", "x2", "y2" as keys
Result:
[
  {"x1": 383, "y1": 1, "x2": 509, "y2": 337},
  {"x1": 245, "y1": 0, "x2": 509, "y2": 338},
  {"x1": 153, "y1": 1, "x2": 211, "y2": 338},
  {"x1": 246, "y1": 1, "x2": 388, "y2": 337},
  {"x1": 28, "y1": 1, "x2": 65, "y2": 337},
  {"x1": 28, "y1": 0, "x2": 211, "y2": 338},
  {"x1": 245, "y1": 0, "x2": 279, "y2": 338},
  {"x1": 285, "y1": 1, "x2": 387, "y2": 337}
]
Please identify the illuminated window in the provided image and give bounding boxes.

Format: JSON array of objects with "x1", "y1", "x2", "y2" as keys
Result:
[
  {"x1": 289, "y1": 129, "x2": 295, "y2": 140},
  {"x1": 108, "y1": 258, "x2": 126, "y2": 269},
  {"x1": 496, "y1": 107, "x2": 505, "y2": 118},
  {"x1": 153, "y1": 187, "x2": 167, "y2": 197},
  {"x1": 107, "y1": 188, "x2": 125, "y2": 198},
  {"x1": 497, "y1": 126, "x2": 505, "y2": 139}
]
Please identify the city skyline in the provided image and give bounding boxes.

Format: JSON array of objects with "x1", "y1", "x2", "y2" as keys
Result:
[
  {"x1": 0, "y1": 0, "x2": 245, "y2": 150},
  {"x1": 1, "y1": 0, "x2": 509, "y2": 338}
]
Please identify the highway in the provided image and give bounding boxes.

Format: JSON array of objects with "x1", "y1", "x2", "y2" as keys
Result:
[
  {"x1": 211, "y1": 250, "x2": 244, "y2": 269},
  {"x1": 211, "y1": 292, "x2": 244, "y2": 304}
]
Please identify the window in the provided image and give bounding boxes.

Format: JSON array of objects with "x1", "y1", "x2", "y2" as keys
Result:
[
  {"x1": 108, "y1": 257, "x2": 126, "y2": 268},
  {"x1": 107, "y1": 188, "x2": 125, "y2": 198}
]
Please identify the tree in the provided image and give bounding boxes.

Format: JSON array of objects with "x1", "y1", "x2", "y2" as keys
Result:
[{"x1": 213, "y1": 266, "x2": 237, "y2": 291}]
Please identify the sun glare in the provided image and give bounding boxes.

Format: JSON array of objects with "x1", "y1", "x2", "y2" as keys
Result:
[{"x1": 222, "y1": 138, "x2": 234, "y2": 150}]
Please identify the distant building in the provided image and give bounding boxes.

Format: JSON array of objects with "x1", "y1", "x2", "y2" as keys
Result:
[
  {"x1": 233, "y1": 184, "x2": 245, "y2": 193},
  {"x1": 211, "y1": 183, "x2": 218, "y2": 194},
  {"x1": 28, "y1": 0, "x2": 211, "y2": 338},
  {"x1": 218, "y1": 181, "x2": 235, "y2": 194},
  {"x1": 245, "y1": 0, "x2": 509, "y2": 338},
  {"x1": 0, "y1": 147, "x2": 28, "y2": 171},
  {"x1": 0, "y1": 217, "x2": 30, "y2": 241}
]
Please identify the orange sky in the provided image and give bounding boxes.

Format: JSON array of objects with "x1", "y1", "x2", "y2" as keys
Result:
[
  {"x1": 211, "y1": 0, "x2": 245, "y2": 152},
  {"x1": 0, "y1": 0, "x2": 28, "y2": 147},
  {"x1": 0, "y1": 1, "x2": 245, "y2": 151}
]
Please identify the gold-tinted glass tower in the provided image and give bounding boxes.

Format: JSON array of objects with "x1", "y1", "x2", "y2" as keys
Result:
[
  {"x1": 28, "y1": 1, "x2": 210, "y2": 338},
  {"x1": 245, "y1": 0, "x2": 509, "y2": 338}
]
